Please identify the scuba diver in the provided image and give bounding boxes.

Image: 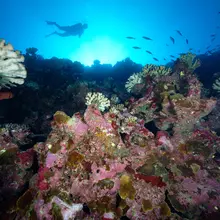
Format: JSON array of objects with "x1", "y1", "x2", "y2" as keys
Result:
[{"x1": 45, "y1": 21, "x2": 88, "y2": 38}]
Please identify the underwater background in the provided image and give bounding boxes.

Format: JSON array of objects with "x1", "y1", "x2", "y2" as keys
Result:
[
  {"x1": 1, "y1": 0, "x2": 220, "y2": 65},
  {"x1": 1, "y1": 0, "x2": 220, "y2": 219}
]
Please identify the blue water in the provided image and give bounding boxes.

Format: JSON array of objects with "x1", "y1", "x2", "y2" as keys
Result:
[{"x1": 1, "y1": 0, "x2": 220, "y2": 65}]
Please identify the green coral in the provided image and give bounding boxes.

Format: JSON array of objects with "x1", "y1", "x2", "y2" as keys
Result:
[{"x1": 179, "y1": 52, "x2": 201, "y2": 72}]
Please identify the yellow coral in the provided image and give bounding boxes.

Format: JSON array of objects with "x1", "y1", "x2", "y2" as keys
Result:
[
  {"x1": 53, "y1": 111, "x2": 70, "y2": 124},
  {"x1": 142, "y1": 199, "x2": 153, "y2": 212},
  {"x1": 142, "y1": 64, "x2": 171, "y2": 77},
  {"x1": 119, "y1": 175, "x2": 136, "y2": 200},
  {"x1": 160, "y1": 202, "x2": 171, "y2": 217}
]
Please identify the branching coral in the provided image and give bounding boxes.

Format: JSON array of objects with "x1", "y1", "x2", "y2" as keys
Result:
[
  {"x1": 179, "y1": 52, "x2": 201, "y2": 72},
  {"x1": 125, "y1": 65, "x2": 172, "y2": 94},
  {"x1": 85, "y1": 92, "x2": 110, "y2": 111},
  {"x1": 125, "y1": 72, "x2": 143, "y2": 93},
  {"x1": 213, "y1": 77, "x2": 220, "y2": 93},
  {"x1": 0, "y1": 39, "x2": 27, "y2": 88},
  {"x1": 142, "y1": 64, "x2": 172, "y2": 77}
]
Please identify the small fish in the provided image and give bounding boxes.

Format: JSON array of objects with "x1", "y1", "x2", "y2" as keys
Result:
[
  {"x1": 132, "y1": 46, "x2": 141, "y2": 49},
  {"x1": 176, "y1": 30, "x2": 183, "y2": 36},
  {"x1": 186, "y1": 39, "x2": 189, "y2": 44},
  {"x1": 170, "y1": 55, "x2": 175, "y2": 58},
  {"x1": 189, "y1": 48, "x2": 193, "y2": 51},
  {"x1": 217, "y1": 26, "x2": 220, "y2": 29},
  {"x1": 206, "y1": 45, "x2": 211, "y2": 49},
  {"x1": 171, "y1": 59, "x2": 175, "y2": 62},
  {"x1": 153, "y1": 57, "x2": 159, "y2": 61},
  {"x1": 210, "y1": 34, "x2": 216, "y2": 37},
  {"x1": 166, "y1": 44, "x2": 169, "y2": 46},
  {"x1": 146, "y1": 50, "x2": 153, "y2": 55},
  {"x1": 0, "y1": 91, "x2": 13, "y2": 100},
  {"x1": 180, "y1": 71, "x2": 185, "y2": 77},
  {"x1": 164, "y1": 58, "x2": 167, "y2": 61},
  {"x1": 142, "y1": 36, "x2": 152, "y2": 40},
  {"x1": 213, "y1": 151, "x2": 220, "y2": 163},
  {"x1": 211, "y1": 38, "x2": 216, "y2": 42},
  {"x1": 126, "y1": 36, "x2": 136, "y2": 39},
  {"x1": 170, "y1": 36, "x2": 175, "y2": 44}
]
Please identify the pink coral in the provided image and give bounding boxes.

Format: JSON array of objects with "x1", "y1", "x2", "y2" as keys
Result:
[
  {"x1": 90, "y1": 162, "x2": 127, "y2": 183},
  {"x1": 45, "y1": 152, "x2": 57, "y2": 168}
]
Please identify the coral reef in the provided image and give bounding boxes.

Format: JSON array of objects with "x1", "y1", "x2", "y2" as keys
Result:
[{"x1": 1, "y1": 50, "x2": 220, "y2": 219}]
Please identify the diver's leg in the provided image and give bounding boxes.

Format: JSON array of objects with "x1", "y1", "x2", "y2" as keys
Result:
[
  {"x1": 46, "y1": 21, "x2": 56, "y2": 25},
  {"x1": 53, "y1": 24, "x2": 72, "y2": 32},
  {"x1": 46, "y1": 31, "x2": 72, "y2": 37},
  {"x1": 46, "y1": 21, "x2": 70, "y2": 32},
  {"x1": 45, "y1": 31, "x2": 57, "y2": 38}
]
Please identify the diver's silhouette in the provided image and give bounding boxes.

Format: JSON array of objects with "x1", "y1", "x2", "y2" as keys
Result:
[{"x1": 45, "y1": 21, "x2": 88, "y2": 38}]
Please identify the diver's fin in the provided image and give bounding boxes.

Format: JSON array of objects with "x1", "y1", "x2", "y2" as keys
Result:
[
  {"x1": 46, "y1": 21, "x2": 56, "y2": 25},
  {"x1": 45, "y1": 31, "x2": 57, "y2": 38}
]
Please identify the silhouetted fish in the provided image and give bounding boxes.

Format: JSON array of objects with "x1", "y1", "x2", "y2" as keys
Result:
[
  {"x1": 126, "y1": 36, "x2": 136, "y2": 39},
  {"x1": 210, "y1": 34, "x2": 216, "y2": 37},
  {"x1": 170, "y1": 37, "x2": 175, "y2": 44},
  {"x1": 170, "y1": 55, "x2": 175, "y2": 58},
  {"x1": 206, "y1": 45, "x2": 211, "y2": 49},
  {"x1": 211, "y1": 38, "x2": 216, "y2": 42},
  {"x1": 142, "y1": 36, "x2": 152, "y2": 40},
  {"x1": 132, "y1": 46, "x2": 141, "y2": 49},
  {"x1": 189, "y1": 48, "x2": 193, "y2": 51},
  {"x1": 176, "y1": 30, "x2": 183, "y2": 36},
  {"x1": 186, "y1": 39, "x2": 189, "y2": 44},
  {"x1": 153, "y1": 58, "x2": 159, "y2": 61},
  {"x1": 164, "y1": 58, "x2": 167, "y2": 61},
  {"x1": 166, "y1": 44, "x2": 169, "y2": 46},
  {"x1": 213, "y1": 151, "x2": 220, "y2": 163},
  {"x1": 146, "y1": 50, "x2": 153, "y2": 55}
]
